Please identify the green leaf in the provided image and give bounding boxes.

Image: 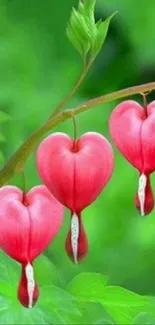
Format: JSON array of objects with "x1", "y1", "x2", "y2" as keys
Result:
[
  {"x1": 84, "y1": 0, "x2": 96, "y2": 13},
  {"x1": 0, "y1": 290, "x2": 78, "y2": 325},
  {"x1": 69, "y1": 301, "x2": 116, "y2": 325},
  {"x1": 34, "y1": 254, "x2": 61, "y2": 287},
  {"x1": 67, "y1": 0, "x2": 116, "y2": 61},
  {"x1": 82, "y1": 0, "x2": 95, "y2": 28},
  {"x1": 86, "y1": 302, "x2": 116, "y2": 325},
  {"x1": 67, "y1": 6, "x2": 91, "y2": 57},
  {"x1": 38, "y1": 285, "x2": 82, "y2": 324},
  {"x1": 68, "y1": 273, "x2": 150, "y2": 325},
  {"x1": 0, "y1": 251, "x2": 19, "y2": 286},
  {"x1": 67, "y1": 272, "x2": 108, "y2": 301},
  {"x1": 91, "y1": 12, "x2": 117, "y2": 57},
  {"x1": 132, "y1": 312, "x2": 155, "y2": 325},
  {"x1": 100, "y1": 286, "x2": 149, "y2": 325},
  {"x1": 0, "y1": 251, "x2": 81, "y2": 324},
  {"x1": 0, "y1": 296, "x2": 50, "y2": 325},
  {"x1": 67, "y1": 0, "x2": 96, "y2": 59}
]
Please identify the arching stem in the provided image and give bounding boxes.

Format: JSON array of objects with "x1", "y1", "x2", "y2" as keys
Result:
[{"x1": 1, "y1": 81, "x2": 155, "y2": 186}]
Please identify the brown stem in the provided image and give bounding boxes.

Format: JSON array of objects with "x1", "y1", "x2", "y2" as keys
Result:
[
  {"x1": 0, "y1": 81, "x2": 155, "y2": 186},
  {"x1": 141, "y1": 93, "x2": 148, "y2": 109},
  {"x1": 72, "y1": 112, "x2": 77, "y2": 142},
  {"x1": 75, "y1": 82, "x2": 155, "y2": 113},
  {"x1": 21, "y1": 169, "x2": 27, "y2": 193}
]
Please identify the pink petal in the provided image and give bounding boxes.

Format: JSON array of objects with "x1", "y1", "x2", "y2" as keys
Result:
[
  {"x1": 109, "y1": 100, "x2": 155, "y2": 174},
  {"x1": 109, "y1": 100, "x2": 144, "y2": 171},
  {"x1": 0, "y1": 186, "x2": 30, "y2": 263},
  {"x1": 26, "y1": 185, "x2": 64, "y2": 261},
  {"x1": 0, "y1": 185, "x2": 64, "y2": 263},
  {"x1": 36, "y1": 132, "x2": 114, "y2": 212}
]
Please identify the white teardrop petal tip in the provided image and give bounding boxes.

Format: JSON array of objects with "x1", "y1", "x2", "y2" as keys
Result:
[
  {"x1": 71, "y1": 213, "x2": 79, "y2": 264},
  {"x1": 25, "y1": 263, "x2": 35, "y2": 308},
  {"x1": 138, "y1": 173, "x2": 147, "y2": 216}
]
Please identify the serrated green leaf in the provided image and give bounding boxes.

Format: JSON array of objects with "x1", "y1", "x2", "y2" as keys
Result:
[
  {"x1": 100, "y1": 286, "x2": 149, "y2": 325},
  {"x1": 83, "y1": 0, "x2": 95, "y2": 31},
  {"x1": 71, "y1": 8, "x2": 90, "y2": 40},
  {"x1": 0, "y1": 296, "x2": 50, "y2": 325},
  {"x1": 86, "y1": 302, "x2": 116, "y2": 325},
  {"x1": 0, "y1": 251, "x2": 20, "y2": 285},
  {"x1": 38, "y1": 285, "x2": 82, "y2": 324},
  {"x1": 67, "y1": 7, "x2": 91, "y2": 57},
  {"x1": 95, "y1": 19, "x2": 102, "y2": 28},
  {"x1": 0, "y1": 110, "x2": 11, "y2": 123},
  {"x1": 34, "y1": 254, "x2": 61, "y2": 287},
  {"x1": 132, "y1": 312, "x2": 155, "y2": 325},
  {"x1": 67, "y1": 272, "x2": 108, "y2": 301},
  {"x1": 78, "y1": 1, "x2": 85, "y2": 15},
  {"x1": 0, "y1": 250, "x2": 81, "y2": 324},
  {"x1": 85, "y1": 0, "x2": 96, "y2": 31},
  {"x1": 68, "y1": 273, "x2": 150, "y2": 325},
  {"x1": 67, "y1": 1, "x2": 116, "y2": 62},
  {"x1": 84, "y1": 0, "x2": 96, "y2": 13},
  {"x1": 91, "y1": 12, "x2": 117, "y2": 57},
  {"x1": 66, "y1": 0, "x2": 96, "y2": 58},
  {"x1": 95, "y1": 317, "x2": 116, "y2": 325},
  {"x1": 67, "y1": 26, "x2": 84, "y2": 56}
]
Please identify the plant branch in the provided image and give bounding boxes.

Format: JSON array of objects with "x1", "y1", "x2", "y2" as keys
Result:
[
  {"x1": 0, "y1": 80, "x2": 155, "y2": 187},
  {"x1": 50, "y1": 58, "x2": 94, "y2": 118},
  {"x1": 74, "y1": 81, "x2": 155, "y2": 113}
]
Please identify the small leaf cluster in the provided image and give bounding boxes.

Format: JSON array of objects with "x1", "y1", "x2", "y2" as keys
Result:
[{"x1": 67, "y1": 0, "x2": 117, "y2": 63}]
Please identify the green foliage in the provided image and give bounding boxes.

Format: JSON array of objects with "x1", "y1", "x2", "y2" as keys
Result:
[
  {"x1": 91, "y1": 12, "x2": 117, "y2": 57},
  {"x1": 84, "y1": 0, "x2": 96, "y2": 13},
  {"x1": 132, "y1": 312, "x2": 155, "y2": 325},
  {"x1": 67, "y1": 273, "x2": 153, "y2": 324},
  {"x1": 67, "y1": 6, "x2": 91, "y2": 58},
  {"x1": 0, "y1": 252, "x2": 154, "y2": 325},
  {"x1": 67, "y1": 0, "x2": 116, "y2": 62},
  {"x1": 0, "y1": 251, "x2": 81, "y2": 324},
  {"x1": 67, "y1": 272, "x2": 108, "y2": 300},
  {"x1": 0, "y1": 286, "x2": 81, "y2": 325},
  {"x1": 34, "y1": 255, "x2": 62, "y2": 287}
]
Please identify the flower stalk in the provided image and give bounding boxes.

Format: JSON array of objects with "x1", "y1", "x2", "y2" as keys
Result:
[{"x1": 0, "y1": 81, "x2": 155, "y2": 187}]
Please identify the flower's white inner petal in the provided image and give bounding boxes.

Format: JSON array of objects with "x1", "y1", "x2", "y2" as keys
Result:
[
  {"x1": 25, "y1": 263, "x2": 35, "y2": 308},
  {"x1": 71, "y1": 213, "x2": 79, "y2": 264},
  {"x1": 138, "y1": 173, "x2": 147, "y2": 216}
]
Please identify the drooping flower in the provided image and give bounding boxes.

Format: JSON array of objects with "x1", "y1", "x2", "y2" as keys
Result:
[
  {"x1": 109, "y1": 100, "x2": 155, "y2": 215},
  {"x1": 0, "y1": 185, "x2": 64, "y2": 308},
  {"x1": 36, "y1": 132, "x2": 114, "y2": 263}
]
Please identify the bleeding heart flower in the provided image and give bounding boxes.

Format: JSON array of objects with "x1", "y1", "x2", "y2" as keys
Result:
[
  {"x1": 36, "y1": 132, "x2": 114, "y2": 263},
  {"x1": 109, "y1": 100, "x2": 155, "y2": 215},
  {"x1": 0, "y1": 185, "x2": 64, "y2": 308}
]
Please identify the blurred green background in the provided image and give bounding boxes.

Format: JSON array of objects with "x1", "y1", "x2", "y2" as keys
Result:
[{"x1": 1, "y1": 0, "x2": 155, "y2": 308}]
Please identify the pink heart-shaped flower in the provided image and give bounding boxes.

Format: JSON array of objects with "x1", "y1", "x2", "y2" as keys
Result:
[
  {"x1": 109, "y1": 100, "x2": 155, "y2": 215},
  {"x1": 36, "y1": 132, "x2": 114, "y2": 262},
  {"x1": 0, "y1": 185, "x2": 64, "y2": 308}
]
